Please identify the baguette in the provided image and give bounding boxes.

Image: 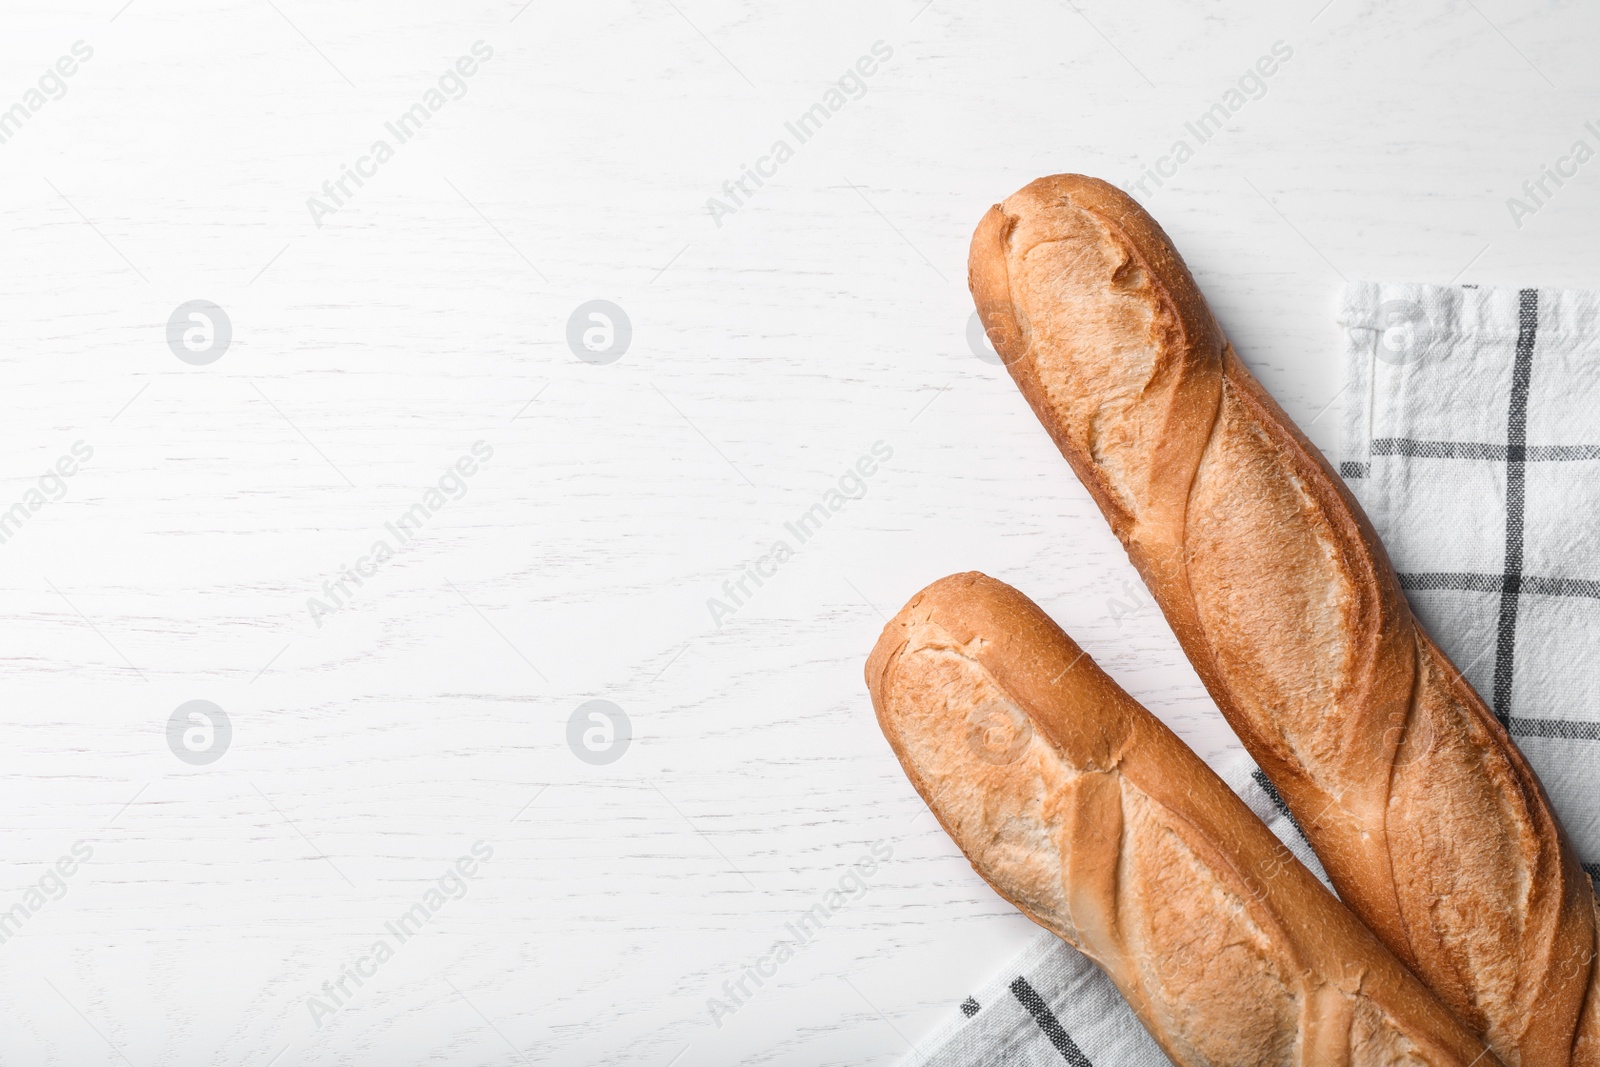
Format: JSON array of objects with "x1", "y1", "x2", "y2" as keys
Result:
[
  {"x1": 967, "y1": 173, "x2": 1600, "y2": 1066},
  {"x1": 866, "y1": 571, "x2": 1498, "y2": 1067}
]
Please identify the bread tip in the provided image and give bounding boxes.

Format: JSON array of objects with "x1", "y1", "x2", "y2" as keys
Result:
[{"x1": 864, "y1": 572, "x2": 999, "y2": 691}]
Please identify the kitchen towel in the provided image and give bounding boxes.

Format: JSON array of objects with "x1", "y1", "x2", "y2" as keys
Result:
[
  {"x1": 902, "y1": 280, "x2": 1600, "y2": 1065},
  {"x1": 1339, "y1": 279, "x2": 1600, "y2": 873}
]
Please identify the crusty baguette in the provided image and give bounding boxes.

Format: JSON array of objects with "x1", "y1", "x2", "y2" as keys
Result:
[
  {"x1": 967, "y1": 173, "x2": 1600, "y2": 1066},
  {"x1": 867, "y1": 571, "x2": 1498, "y2": 1067}
]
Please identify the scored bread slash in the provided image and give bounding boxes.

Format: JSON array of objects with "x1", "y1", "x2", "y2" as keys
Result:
[
  {"x1": 968, "y1": 175, "x2": 1600, "y2": 1065},
  {"x1": 866, "y1": 571, "x2": 1497, "y2": 1067}
]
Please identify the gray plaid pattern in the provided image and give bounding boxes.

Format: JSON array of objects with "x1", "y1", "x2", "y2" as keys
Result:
[{"x1": 1342, "y1": 280, "x2": 1600, "y2": 873}]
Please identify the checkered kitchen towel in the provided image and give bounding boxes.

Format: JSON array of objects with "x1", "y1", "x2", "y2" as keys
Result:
[
  {"x1": 1340, "y1": 281, "x2": 1600, "y2": 872},
  {"x1": 905, "y1": 281, "x2": 1600, "y2": 1065}
]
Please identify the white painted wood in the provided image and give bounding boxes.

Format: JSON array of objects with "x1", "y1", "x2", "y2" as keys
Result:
[{"x1": 0, "y1": 0, "x2": 1594, "y2": 1062}]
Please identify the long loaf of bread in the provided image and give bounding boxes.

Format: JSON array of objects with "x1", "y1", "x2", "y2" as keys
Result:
[
  {"x1": 867, "y1": 571, "x2": 1498, "y2": 1067},
  {"x1": 967, "y1": 173, "x2": 1599, "y2": 1066}
]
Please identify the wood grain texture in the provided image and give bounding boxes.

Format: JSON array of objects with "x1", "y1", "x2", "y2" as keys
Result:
[{"x1": 0, "y1": 0, "x2": 1598, "y2": 1063}]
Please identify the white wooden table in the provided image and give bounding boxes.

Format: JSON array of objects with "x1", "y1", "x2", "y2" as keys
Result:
[{"x1": 1, "y1": 1, "x2": 1596, "y2": 1063}]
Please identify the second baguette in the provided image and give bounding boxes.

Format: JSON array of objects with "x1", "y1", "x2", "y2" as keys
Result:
[{"x1": 867, "y1": 571, "x2": 1497, "y2": 1067}]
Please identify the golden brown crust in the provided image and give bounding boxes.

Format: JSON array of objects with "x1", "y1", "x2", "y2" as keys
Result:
[
  {"x1": 867, "y1": 572, "x2": 1498, "y2": 1067},
  {"x1": 969, "y1": 173, "x2": 1598, "y2": 1066}
]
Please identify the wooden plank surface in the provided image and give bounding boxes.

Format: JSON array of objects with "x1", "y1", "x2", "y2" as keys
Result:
[{"x1": 0, "y1": 0, "x2": 1597, "y2": 1062}]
